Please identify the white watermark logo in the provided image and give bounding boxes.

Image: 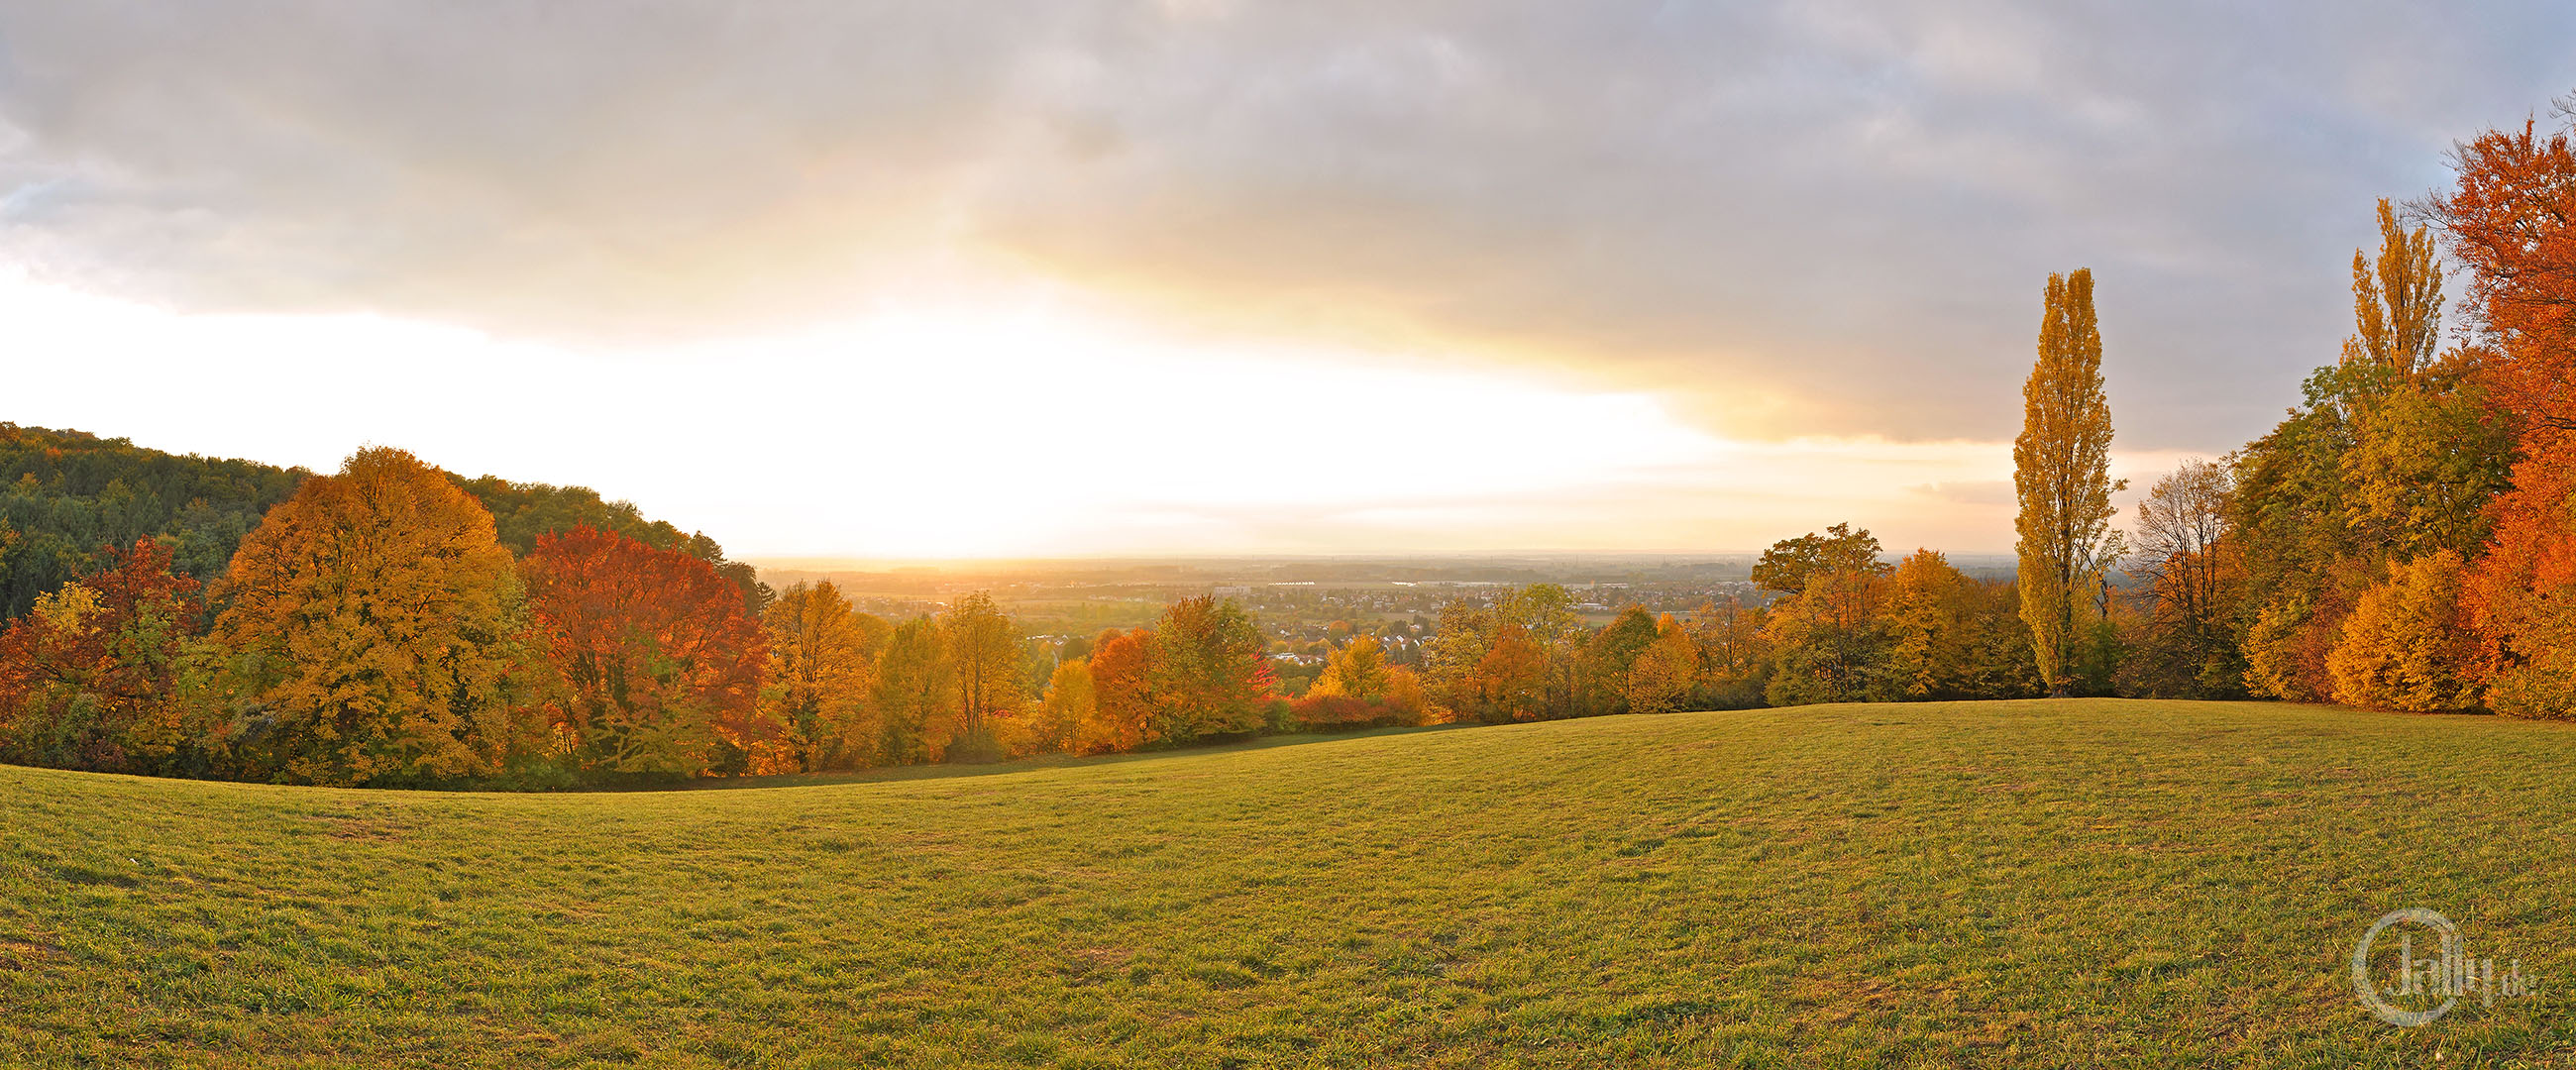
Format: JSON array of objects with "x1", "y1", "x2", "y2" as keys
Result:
[{"x1": 2350, "y1": 909, "x2": 2534, "y2": 1026}]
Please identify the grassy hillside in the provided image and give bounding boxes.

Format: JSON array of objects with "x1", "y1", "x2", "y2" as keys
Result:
[{"x1": 5, "y1": 699, "x2": 2572, "y2": 1067}]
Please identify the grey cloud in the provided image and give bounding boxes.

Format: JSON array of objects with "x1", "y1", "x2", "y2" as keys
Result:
[{"x1": 3, "y1": 1, "x2": 2571, "y2": 448}]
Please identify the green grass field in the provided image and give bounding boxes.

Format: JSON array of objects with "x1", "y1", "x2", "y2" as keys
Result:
[{"x1": 5, "y1": 699, "x2": 2572, "y2": 1067}]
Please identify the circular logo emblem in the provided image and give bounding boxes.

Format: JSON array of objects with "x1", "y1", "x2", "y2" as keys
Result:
[{"x1": 2352, "y1": 908, "x2": 2459, "y2": 1027}]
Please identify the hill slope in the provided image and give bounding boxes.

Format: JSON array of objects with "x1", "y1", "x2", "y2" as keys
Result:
[
  {"x1": 0, "y1": 423, "x2": 761, "y2": 620},
  {"x1": 5, "y1": 699, "x2": 2571, "y2": 1067},
  {"x1": 0, "y1": 423, "x2": 305, "y2": 617}
]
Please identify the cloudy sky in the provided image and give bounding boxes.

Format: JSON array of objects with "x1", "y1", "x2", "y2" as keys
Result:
[{"x1": 4, "y1": 2, "x2": 2571, "y2": 559}]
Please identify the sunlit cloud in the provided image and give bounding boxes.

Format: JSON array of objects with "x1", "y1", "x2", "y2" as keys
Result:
[
  {"x1": 2, "y1": 270, "x2": 2200, "y2": 558},
  {"x1": 7, "y1": 2, "x2": 2574, "y2": 454},
  {"x1": 5, "y1": 3, "x2": 2565, "y2": 558}
]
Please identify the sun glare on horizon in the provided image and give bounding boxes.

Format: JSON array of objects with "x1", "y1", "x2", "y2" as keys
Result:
[
  {"x1": 12, "y1": 268, "x2": 1938, "y2": 559},
  {"x1": 2, "y1": 261, "x2": 2208, "y2": 559}
]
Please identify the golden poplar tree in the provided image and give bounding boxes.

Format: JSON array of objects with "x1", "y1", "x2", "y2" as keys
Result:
[
  {"x1": 2337, "y1": 198, "x2": 2509, "y2": 563},
  {"x1": 2014, "y1": 268, "x2": 2124, "y2": 696},
  {"x1": 2343, "y1": 198, "x2": 2443, "y2": 377}
]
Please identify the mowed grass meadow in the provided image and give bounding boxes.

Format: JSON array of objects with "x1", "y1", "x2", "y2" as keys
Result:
[{"x1": 6, "y1": 699, "x2": 2574, "y2": 1068}]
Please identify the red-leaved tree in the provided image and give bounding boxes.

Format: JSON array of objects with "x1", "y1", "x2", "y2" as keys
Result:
[
  {"x1": 520, "y1": 525, "x2": 772, "y2": 776},
  {"x1": 1082, "y1": 627, "x2": 1154, "y2": 754},
  {"x1": 0, "y1": 538, "x2": 205, "y2": 773},
  {"x1": 2434, "y1": 113, "x2": 2576, "y2": 716}
]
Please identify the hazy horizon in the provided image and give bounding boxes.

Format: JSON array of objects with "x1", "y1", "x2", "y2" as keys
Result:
[{"x1": 743, "y1": 548, "x2": 2026, "y2": 571}]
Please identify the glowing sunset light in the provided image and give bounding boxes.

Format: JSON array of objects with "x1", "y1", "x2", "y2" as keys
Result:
[
  {"x1": 6, "y1": 3, "x2": 2567, "y2": 562},
  {"x1": 1, "y1": 268, "x2": 2217, "y2": 560}
]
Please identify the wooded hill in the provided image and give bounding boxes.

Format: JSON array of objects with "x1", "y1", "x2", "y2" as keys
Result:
[{"x1": 0, "y1": 423, "x2": 765, "y2": 621}]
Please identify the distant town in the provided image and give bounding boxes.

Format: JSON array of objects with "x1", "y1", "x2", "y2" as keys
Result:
[{"x1": 755, "y1": 552, "x2": 2024, "y2": 693}]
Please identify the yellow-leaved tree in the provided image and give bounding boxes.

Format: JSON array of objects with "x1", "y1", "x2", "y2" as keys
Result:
[
  {"x1": 1620, "y1": 615, "x2": 1700, "y2": 716},
  {"x1": 761, "y1": 581, "x2": 888, "y2": 772},
  {"x1": 2014, "y1": 268, "x2": 2125, "y2": 696},
  {"x1": 2327, "y1": 551, "x2": 2483, "y2": 712},
  {"x1": 938, "y1": 590, "x2": 1023, "y2": 762},
  {"x1": 205, "y1": 447, "x2": 537, "y2": 786},
  {"x1": 1035, "y1": 657, "x2": 1095, "y2": 755},
  {"x1": 2344, "y1": 198, "x2": 2444, "y2": 377},
  {"x1": 2337, "y1": 199, "x2": 2513, "y2": 564},
  {"x1": 1308, "y1": 634, "x2": 1391, "y2": 698},
  {"x1": 1881, "y1": 549, "x2": 1978, "y2": 700},
  {"x1": 870, "y1": 616, "x2": 950, "y2": 765}
]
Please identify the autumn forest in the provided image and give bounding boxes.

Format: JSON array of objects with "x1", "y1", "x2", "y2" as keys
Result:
[{"x1": 9, "y1": 105, "x2": 2576, "y2": 790}]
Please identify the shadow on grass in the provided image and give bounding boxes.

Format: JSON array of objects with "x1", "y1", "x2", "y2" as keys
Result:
[{"x1": 647, "y1": 721, "x2": 1482, "y2": 794}]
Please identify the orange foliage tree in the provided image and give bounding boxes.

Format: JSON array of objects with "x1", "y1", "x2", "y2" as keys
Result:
[
  {"x1": 2433, "y1": 111, "x2": 2576, "y2": 717},
  {"x1": 1295, "y1": 633, "x2": 1429, "y2": 729},
  {"x1": 2123, "y1": 461, "x2": 2249, "y2": 698},
  {"x1": 1621, "y1": 614, "x2": 1700, "y2": 716},
  {"x1": 1082, "y1": 627, "x2": 1154, "y2": 754},
  {"x1": 206, "y1": 447, "x2": 538, "y2": 787},
  {"x1": 1474, "y1": 623, "x2": 1548, "y2": 721},
  {"x1": 520, "y1": 525, "x2": 771, "y2": 777},
  {"x1": 1879, "y1": 550, "x2": 1977, "y2": 701},
  {"x1": 0, "y1": 538, "x2": 205, "y2": 773},
  {"x1": 1419, "y1": 599, "x2": 1499, "y2": 723}
]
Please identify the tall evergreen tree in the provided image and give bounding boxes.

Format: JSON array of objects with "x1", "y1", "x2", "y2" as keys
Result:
[{"x1": 2014, "y1": 268, "x2": 2125, "y2": 697}]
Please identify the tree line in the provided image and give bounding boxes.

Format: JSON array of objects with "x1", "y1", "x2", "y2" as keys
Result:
[
  {"x1": 0, "y1": 433, "x2": 2026, "y2": 785},
  {"x1": 2059, "y1": 101, "x2": 2576, "y2": 718},
  {"x1": 1647, "y1": 98, "x2": 2576, "y2": 718},
  {"x1": 0, "y1": 444, "x2": 1339, "y2": 785},
  {"x1": 1412, "y1": 95, "x2": 2576, "y2": 722}
]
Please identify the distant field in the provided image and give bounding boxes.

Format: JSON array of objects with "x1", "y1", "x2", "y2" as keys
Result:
[{"x1": 5, "y1": 700, "x2": 2573, "y2": 1067}]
